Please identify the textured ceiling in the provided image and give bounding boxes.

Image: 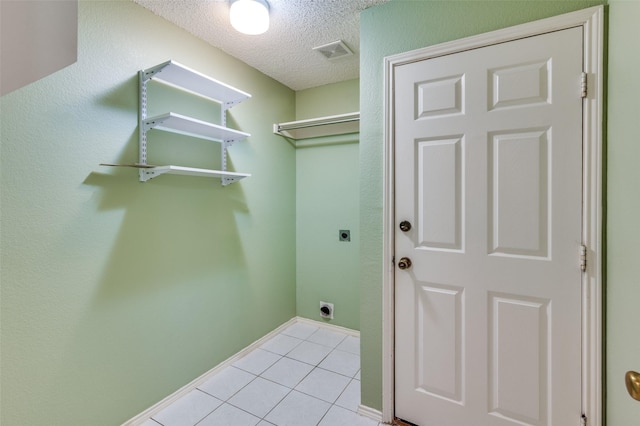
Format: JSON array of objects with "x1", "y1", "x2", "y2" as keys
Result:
[{"x1": 132, "y1": 0, "x2": 391, "y2": 91}]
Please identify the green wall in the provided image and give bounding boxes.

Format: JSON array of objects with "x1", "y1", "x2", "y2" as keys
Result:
[
  {"x1": 295, "y1": 80, "x2": 360, "y2": 330},
  {"x1": 0, "y1": 1, "x2": 296, "y2": 424},
  {"x1": 9, "y1": 0, "x2": 639, "y2": 424},
  {"x1": 606, "y1": 1, "x2": 640, "y2": 424},
  {"x1": 359, "y1": 0, "x2": 604, "y2": 412}
]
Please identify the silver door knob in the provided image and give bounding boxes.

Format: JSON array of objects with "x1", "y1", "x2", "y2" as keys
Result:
[
  {"x1": 399, "y1": 221, "x2": 412, "y2": 232},
  {"x1": 626, "y1": 371, "x2": 640, "y2": 401},
  {"x1": 398, "y1": 257, "x2": 412, "y2": 270}
]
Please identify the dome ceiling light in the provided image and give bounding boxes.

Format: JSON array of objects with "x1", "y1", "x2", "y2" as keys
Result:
[{"x1": 229, "y1": 0, "x2": 270, "y2": 35}]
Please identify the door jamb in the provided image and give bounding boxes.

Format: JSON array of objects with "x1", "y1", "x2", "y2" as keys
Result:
[{"x1": 382, "y1": 6, "x2": 604, "y2": 425}]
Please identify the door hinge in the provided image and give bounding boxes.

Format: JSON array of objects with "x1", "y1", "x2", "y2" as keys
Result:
[
  {"x1": 581, "y1": 413, "x2": 588, "y2": 426},
  {"x1": 581, "y1": 72, "x2": 588, "y2": 98},
  {"x1": 580, "y1": 244, "x2": 587, "y2": 272}
]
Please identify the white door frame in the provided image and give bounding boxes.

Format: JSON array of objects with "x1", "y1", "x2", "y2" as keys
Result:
[{"x1": 382, "y1": 6, "x2": 604, "y2": 425}]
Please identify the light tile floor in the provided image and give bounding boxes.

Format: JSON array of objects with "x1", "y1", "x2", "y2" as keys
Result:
[{"x1": 141, "y1": 322, "x2": 385, "y2": 426}]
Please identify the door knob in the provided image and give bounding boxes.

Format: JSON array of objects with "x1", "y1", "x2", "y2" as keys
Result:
[
  {"x1": 398, "y1": 257, "x2": 412, "y2": 270},
  {"x1": 626, "y1": 371, "x2": 640, "y2": 401},
  {"x1": 399, "y1": 221, "x2": 412, "y2": 232}
]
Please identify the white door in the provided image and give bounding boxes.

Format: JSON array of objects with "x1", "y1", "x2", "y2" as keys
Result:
[{"x1": 394, "y1": 27, "x2": 584, "y2": 426}]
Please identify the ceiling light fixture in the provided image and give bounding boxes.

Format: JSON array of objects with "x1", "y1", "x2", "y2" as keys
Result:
[{"x1": 229, "y1": 0, "x2": 270, "y2": 35}]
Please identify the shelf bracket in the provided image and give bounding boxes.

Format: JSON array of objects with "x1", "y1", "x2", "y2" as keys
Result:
[
  {"x1": 139, "y1": 168, "x2": 165, "y2": 181},
  {"x1": 221, "y1": 175, "x2": 244, "y2": 186}
]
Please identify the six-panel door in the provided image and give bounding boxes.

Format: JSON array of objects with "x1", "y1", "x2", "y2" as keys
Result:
[{"x1": 394, "y1": 27, "x2": 584, "y2": 426}]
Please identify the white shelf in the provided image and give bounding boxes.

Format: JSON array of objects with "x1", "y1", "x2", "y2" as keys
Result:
[
  {"x1": 133, "y1": 60, "x2": 252, "y2": 186},
  {"x1": 100, "y1": 163, "x2": 250, "y2": 184},
  {"x1": 142, "y1": 60, "x2": 251, "y2": 106},
  {"x1": 144, "y1": 112, "x2": 250, "y2": 142},
  {"x1": 140, "y1": 165, "x2": 250, "y2": 183},
  {"x1": 274, "y1": 112, "x2": 359, "y2": 140}
]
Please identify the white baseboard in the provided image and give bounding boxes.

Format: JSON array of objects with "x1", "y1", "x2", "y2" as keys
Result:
[
  {"x1": 296, "y1": 315, "x2": 360, "y2": 337},
  {"x1": 358, "y1": 404, "x2": 384, "y2": 422},
  {"x1": 121, "y1": 316, "x2": 359, "y2": 426}
]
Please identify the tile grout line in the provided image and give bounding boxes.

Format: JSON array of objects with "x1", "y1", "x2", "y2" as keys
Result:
[
  {"x1": 255, "y1": 326, "x2": 355, "y2": 425},
  {"x1": 194, "y1": 371, "x2": 261, "y2": 424},
  {"x1": 190, "y1": 390, "x2": 224, "y2": 426},
  {"x1": 143, "y1": 320, "x2": 363, "y2": 426},
  {"x1": 196, "y1": 339, "x2": 325, "y2": 424},
  {"x1": 260, "y1": 385, "x2": 296, "y2": 424},
  {"x1": 258, "y1": 331, "x2": 341, "y2": 424},
  {"x1": 131, "y1": 318, "x2": 301, "y2": 426}
]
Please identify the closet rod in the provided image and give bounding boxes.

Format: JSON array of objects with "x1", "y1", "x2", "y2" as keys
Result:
[
  {"x1": 276, "y1": 113, "x2": 359, "y2": 132},
  {"x1": 274, "y1": 112, "x2": 359, "y2": 140}
]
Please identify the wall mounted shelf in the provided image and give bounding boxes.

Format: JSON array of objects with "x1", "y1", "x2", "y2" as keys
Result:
[
  {"x1": 139, "y1": 165, "x2": 250, "y2": 182},
  {"x1": 99, "y1": 163, "x2": 250, "y2": 183},
  {"x1": 143, "y1": 112, "x2": 250, "y2": 143},
  {"x1": 103, "y1": 60, "x2": 251, "y2": 186},
  {"x1": 273, "y1": 112, "x2": 359, "y2": 140},
  {"x1": 141, "y1": 60, "x2": 250, "y2": 106}
]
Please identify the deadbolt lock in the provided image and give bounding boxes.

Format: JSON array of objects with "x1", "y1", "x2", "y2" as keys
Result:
[
  {"x1": 398, "y1": 257, "x2": 412, "y2": 270},
  {"x1": 399, "y1": 221, "x2": 412, "y2": 232}
]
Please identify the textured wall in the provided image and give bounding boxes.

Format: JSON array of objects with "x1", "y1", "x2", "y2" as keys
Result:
[
  {"x1": 359, "y1": 0, "x2": 604, "y2": 412},
  {"x1": 606, "y1": 1, "x2": 640, "y2": 424},
  {"x1": 295, "y1": 79, "x2": 360, "y2": 329},
  {"x1": 0, "y1": 1, "x2": 296, "y2": 424}
]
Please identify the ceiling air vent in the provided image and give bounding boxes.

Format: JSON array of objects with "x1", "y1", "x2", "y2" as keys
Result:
[{"x1": 313, "y1": 40, "x2": 354, "y2": 61}]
